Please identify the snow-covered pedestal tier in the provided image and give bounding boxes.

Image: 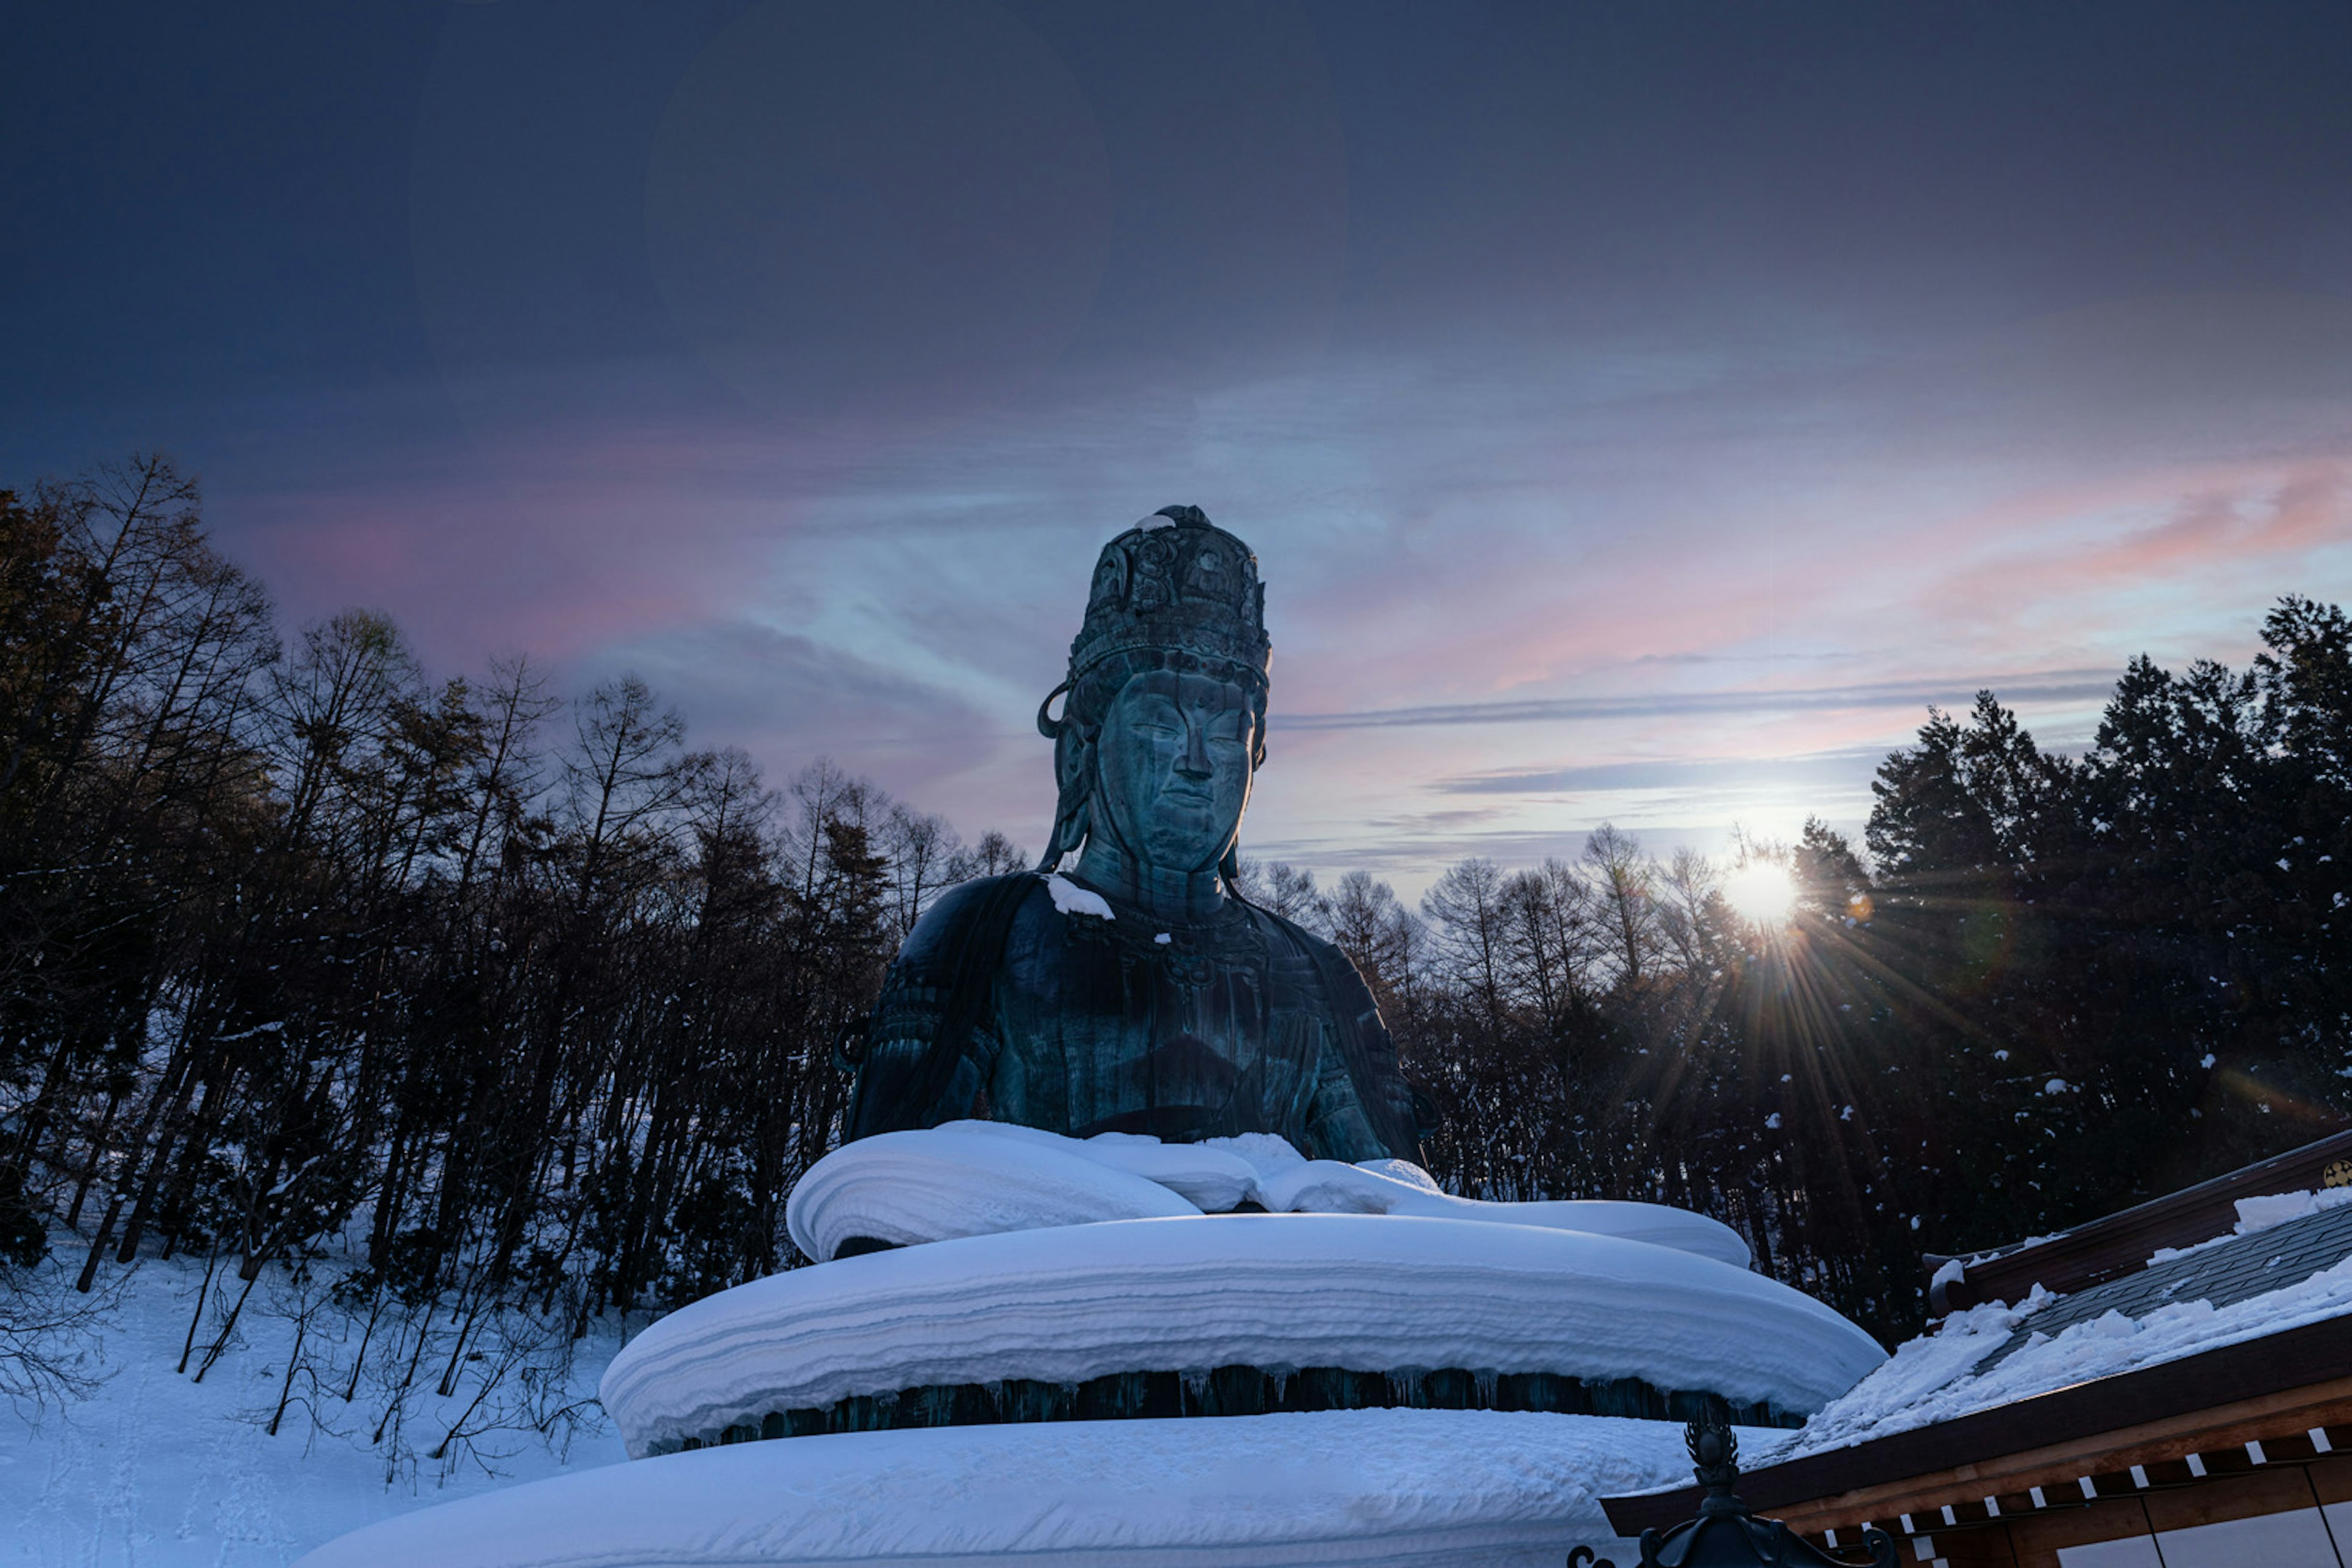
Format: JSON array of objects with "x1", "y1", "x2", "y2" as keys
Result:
[
  {"x1": 586, "y1": 1123, "x2": 1868, "y2": 1463},
  {"x1": 602, "y1": 1212, "x2": 1882, "y2": 1458},
  {"x1": 298, "y1": 1408, "x2": 1789, "y2": 1568}
]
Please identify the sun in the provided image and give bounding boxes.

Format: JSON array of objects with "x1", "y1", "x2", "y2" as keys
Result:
[{"x1": 1722, "y1": 859, "x2": 1799, "y2": 927}]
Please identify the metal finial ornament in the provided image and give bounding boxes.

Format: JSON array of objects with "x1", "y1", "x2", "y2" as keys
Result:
[
  {"x1": 1687, "y1": 1403, "x2": 1744, "y2": 1519},
  {"x1": 1568, "y1": 1403, "x2": 1896, "y2": 1567}
]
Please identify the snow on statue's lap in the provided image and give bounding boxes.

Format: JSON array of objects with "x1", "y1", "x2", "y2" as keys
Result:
[
  {"x1": 786, "y1": 1121, "x2": 1753, "y2": 1268},
  {"x1": 783, "y1": 1123, "x2": 1205, "y2": 1262}
]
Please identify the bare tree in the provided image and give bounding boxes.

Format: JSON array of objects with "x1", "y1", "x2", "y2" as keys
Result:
[
  {"x1": 0, "y1": 1256, "x2": 123, "y2": 1416},
  {"x1": 1582, "y1": 824, "x2": 1659, "y2": 987}
]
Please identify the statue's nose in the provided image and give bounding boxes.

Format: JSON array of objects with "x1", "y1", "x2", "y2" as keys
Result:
[{"x1": 1177, "y1": 721, "x2": 1212, "y2": 779}]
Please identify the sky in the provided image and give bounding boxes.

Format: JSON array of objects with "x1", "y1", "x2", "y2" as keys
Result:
[{"x1": 6, "y1": 1, "x2": 2352, "y2": 894}]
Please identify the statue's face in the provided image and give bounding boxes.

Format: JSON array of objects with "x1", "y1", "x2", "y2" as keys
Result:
[{"x1": 1093, "y1": 669, "x2": 1256, "y2": 874}]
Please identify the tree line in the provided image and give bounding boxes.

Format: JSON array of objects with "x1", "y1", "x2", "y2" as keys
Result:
[
  {"x1": 4, "y1": 454, "x2": 2347, "y2": 1391},
  {"x1": 1254, "y1": 592, "x2": 2351, "y2": 1343},
  {"x1": 0, "y1": 457, "x2": 1020, "y2": 1454}
]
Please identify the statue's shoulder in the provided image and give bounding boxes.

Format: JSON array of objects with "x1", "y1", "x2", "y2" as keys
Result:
[
  {"x1": 1243, "y1": 901, "x2": 1422, "y2": 1154},
  {"x1": 1243, "y1": 901, "x2": 1325, "y2": 953},
  {"x1": 895, "y1": 873, "x2": 1049, "y2": 976},
  {"x1": 1243, "y1": 905, "x2": 1376, "y2": 1004}
]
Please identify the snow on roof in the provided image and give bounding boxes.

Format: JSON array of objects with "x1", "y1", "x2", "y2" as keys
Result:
[
  {"x1": 1782, "y1": 1188, "x2": 2352, "y2": 1458},
  {"x1": 296, "y1": 1407, "x2": 1790, "y2": 1568},
  {"x1": 601, "y1": 1213, "x2": 1884, "y2": 1458}
]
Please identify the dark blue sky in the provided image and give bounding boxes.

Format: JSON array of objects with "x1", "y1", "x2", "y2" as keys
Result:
[{"x1": 9, "y1": 2, "x2": 2351, "y2": 883}]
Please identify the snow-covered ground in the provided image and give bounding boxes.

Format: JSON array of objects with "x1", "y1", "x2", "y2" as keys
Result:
[
  {"x1": 297, "y1": 1407, "x2": 1780, "y2": 1568},
  {"x1": 2, "y1": 1245, "x2": 627, "y2": 1566}
]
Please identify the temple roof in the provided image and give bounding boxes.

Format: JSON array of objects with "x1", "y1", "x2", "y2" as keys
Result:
[{"x1": 1603, "y1": 1131, "x2": 2352, "y2": 1544}]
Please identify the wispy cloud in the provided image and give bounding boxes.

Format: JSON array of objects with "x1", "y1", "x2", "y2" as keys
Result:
[
  {"x1": 1280, "y1": 671, "x2": 2117, "y2": 733},
  {"x1": 184, "y1": 293, "x2": 2352, "y2": 895},
  {"x1": 1435, "y1": 747, "x2": 1894, "y2": 796}
]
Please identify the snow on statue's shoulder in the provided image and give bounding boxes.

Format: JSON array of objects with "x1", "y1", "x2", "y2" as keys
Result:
[{"x1": 1045, "y1": 873, "x2": 1114, "y2": 920}]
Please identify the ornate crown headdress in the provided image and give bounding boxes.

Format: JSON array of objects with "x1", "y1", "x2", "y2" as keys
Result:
[{"x1": 1038, "y1": 505, "x2": 1270, "y2": 736}]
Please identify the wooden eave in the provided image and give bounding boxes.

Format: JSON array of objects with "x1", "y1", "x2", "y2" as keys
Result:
[
  {"x1": 1602, "y1": 1313, "x2": 2352, "y2": 1540},
  {"x1": 1928, "y1": 1126, "x2": 2352, "y2": 1313}
]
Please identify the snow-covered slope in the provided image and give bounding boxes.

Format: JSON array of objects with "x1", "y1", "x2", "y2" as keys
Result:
[
  {"x1": 786, "y1": 1121, "x2": 1752, "y2": 1268},
  {"x1": 1, "y1": 1248, "x2": 625, "y2": 1567},
  {"x1": 296, "y1": 1408, "x2": 1789, "y2": 1568},
  {"x1": 602, "y1": 1212, "x2": 1883, "y2": 1458}
]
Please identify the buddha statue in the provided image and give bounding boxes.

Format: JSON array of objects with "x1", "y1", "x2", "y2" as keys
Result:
[
  {"x1": 306, "y1": 511, "x2": 1891, "y2": 1568},
  {"x1": 844, "y1": 505, "x2": 1425, "y2": 1161}
]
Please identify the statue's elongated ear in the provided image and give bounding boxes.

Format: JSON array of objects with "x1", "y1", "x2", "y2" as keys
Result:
[
  {"x1": 1055, "y1": 799, "x2": 1090, "y2": 869},
  {"x1": 1036, "y1": 801, "x2": 1088, "y2": 873},
  {"x1": 1036, "y1": 711, "x2": 1096, "y2": 872},
  {"x1": 1036, "y1": 679, "x2": 1073, "y2": 740}
]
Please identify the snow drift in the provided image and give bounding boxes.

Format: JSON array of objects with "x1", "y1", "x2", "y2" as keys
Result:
[{"x1": 296, "y1": 1407, "x2": 1787, "y2": 1568}]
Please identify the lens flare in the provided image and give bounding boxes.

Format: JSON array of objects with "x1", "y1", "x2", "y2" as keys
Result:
[{"x1": 1723, "y1": 861, "x2": 1798, "y2": 926}]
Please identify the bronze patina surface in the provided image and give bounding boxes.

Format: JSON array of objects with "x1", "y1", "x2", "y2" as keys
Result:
[{"x1": 844, "y1": 506, "x2": 1422, "y2": 1160}]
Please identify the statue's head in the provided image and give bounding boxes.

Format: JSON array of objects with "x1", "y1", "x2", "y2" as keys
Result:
[{"x1": 1036, "y1": 505, "x2": 1270, "y2": 883}]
